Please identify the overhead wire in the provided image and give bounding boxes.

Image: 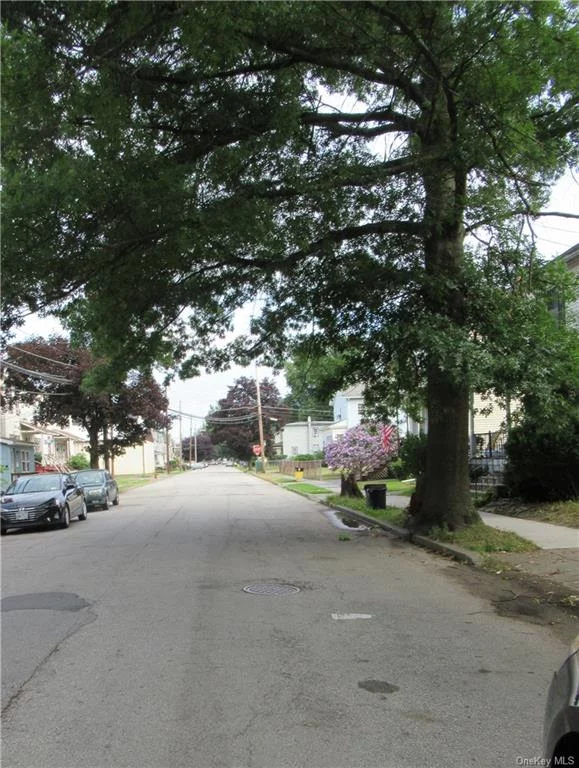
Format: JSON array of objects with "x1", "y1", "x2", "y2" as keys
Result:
[
  {"x1": 6, "y1": 346, "x2": 79, "y2": 368},
  {"x1": 0, "y1": 359, "x2": 74, "y2": 384}
]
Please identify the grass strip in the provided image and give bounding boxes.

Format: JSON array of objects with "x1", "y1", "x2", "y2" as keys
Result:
[
  {"x1": 327, "y1": 494, "x2": 408, "y2": 527},
  {"x1": 115, "y1": 474, "x2": 160, "y2": 493},
  {"x1": 284, "y1": 482, "x2": 333, "y2": 494}
]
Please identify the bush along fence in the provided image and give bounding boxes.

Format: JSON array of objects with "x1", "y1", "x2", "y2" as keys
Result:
[{"x1": 280, "y1": 460, "x2": 322, "y2": 479}]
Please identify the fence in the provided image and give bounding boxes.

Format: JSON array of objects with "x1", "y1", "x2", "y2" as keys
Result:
[
  {"x1": 279, "y1": 459, "x2": 323, "y2": 479},
  {"x1": 469, "y1": 430, "x2": 507, "y2": 494}
]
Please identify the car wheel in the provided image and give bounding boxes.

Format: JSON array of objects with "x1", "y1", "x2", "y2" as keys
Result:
[
  {"x1": 78, "y1": 500, "x2": 88, "y2": 521},
  {"x1": 112, "y1": 493, "x2": 119, "y2": 506},
  {"x1": 1, "y1": 526, "x2": 7, "y2": 536},
  {"x1": 102, "y1": 496, "x2": 110, "y2": 510},
  {"x1": 60, "y1": 505, "x2": 71, "y2": 529}
]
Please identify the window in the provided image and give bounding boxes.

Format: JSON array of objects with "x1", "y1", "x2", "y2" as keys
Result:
[
  {"x1": 357, "y1": 404, "x2": 365, "y2": 415},
  {"x1": 17, "y1": 450, "x2": 32, "y2": 473}
]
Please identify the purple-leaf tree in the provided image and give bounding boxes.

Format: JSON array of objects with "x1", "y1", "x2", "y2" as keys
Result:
[{"x1": 324, "y1": 424, "x2": 397, "y2": 498}]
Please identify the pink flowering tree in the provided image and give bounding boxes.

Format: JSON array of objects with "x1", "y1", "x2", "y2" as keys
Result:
[{"x1": 324, "y1": 423, "x2": 397, "y2": 498}]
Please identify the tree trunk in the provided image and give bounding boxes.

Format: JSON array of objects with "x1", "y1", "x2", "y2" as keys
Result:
[
  {"x1": 411, "y1": 53, "x2": 478, "y2": 531},
  {"x1": 412, "y1": 369, "x2": 478, "y2": 530},
  {"x1": 88, "y1": 426, "x2": 100, "y2": 469},
  {"x1": 340, "y1": 472, "x2": 363, "y2": 498},
  {"x1": 103, "y1": 426, "x2": 110, "y2": 472}
]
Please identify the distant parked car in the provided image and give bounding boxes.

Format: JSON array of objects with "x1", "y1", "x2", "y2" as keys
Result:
[
  {"x1": 1, "y1": 473, "x2": 87, "y2": 535},
  {"x1": 544, "y1": 635, "x2": 579, "y2": 762},
  {"x1": 72, "y1": 469, "x2": 119, "y2": 511}
]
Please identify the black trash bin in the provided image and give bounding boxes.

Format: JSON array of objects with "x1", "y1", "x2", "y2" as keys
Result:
[{"x1": 364, "y1": 484, "x2": 387, "y2": 509}]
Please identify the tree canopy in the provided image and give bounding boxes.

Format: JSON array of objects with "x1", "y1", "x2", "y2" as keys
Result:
[
  {"x1": 207, "y1": 376, "x2": 287, "y2": 461},
  {"x1": 2, "y1": 1, "x2": 578, "y2": 528},
  {"x1": 1, "y1": 338, "x2": 170, "y2": 468}
]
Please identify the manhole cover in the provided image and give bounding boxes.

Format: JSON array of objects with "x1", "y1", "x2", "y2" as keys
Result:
[{"x1": 242, "y1": 584, "x2": 301, "y2": 596}]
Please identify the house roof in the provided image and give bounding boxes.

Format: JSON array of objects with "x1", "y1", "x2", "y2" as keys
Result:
[
  {"x1": 558, "y1": 242, "x2": 579, "y2": 270},
  {"x1": 331, "y1": 383, "x2": 365, "y2": 400},
  {"x1": 19, "y1": 421, "x2": 89, "y2": 442},
  {"x1": 0, "y1": 437, "x2": 36, "y2": 448}
]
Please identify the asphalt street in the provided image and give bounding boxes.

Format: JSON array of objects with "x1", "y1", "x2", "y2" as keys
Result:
[{"x1": 1, "y1": 467, "x2": 568, "y2": 768}]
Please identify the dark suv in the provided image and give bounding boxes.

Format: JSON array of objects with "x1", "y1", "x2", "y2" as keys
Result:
[{"x1": 72, "y1": 469, "x2": 119, "y2": 511}]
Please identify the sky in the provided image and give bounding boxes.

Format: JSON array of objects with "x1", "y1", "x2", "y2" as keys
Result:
[{"x1": 12, "y1": 169, "x2": 579, "y2": 440}]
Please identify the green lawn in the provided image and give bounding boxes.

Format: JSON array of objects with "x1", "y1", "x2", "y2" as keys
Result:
[
  {"x1": 326, "y1": 494, "x2": 408, "y2": 527},
  {"x1": 284, "y1": 482, "x2": 333, "y2": 495},
  {"x1": 115, "y1": 474, "x2": 160, "y2": 493},
  {"x1": 358, "y1": 479, "x2": 415, "y2": 495}
]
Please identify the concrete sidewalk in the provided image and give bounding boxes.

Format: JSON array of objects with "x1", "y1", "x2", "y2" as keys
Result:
[
  {"x1": 480, "y1": 511, "x2": 578, "y2": 549},
  {"x1": 303, "y1": 477, "x2": 578, "y2": 550}
]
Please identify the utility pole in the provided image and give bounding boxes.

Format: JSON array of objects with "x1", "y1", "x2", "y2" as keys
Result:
[
  {"x1": 255, "y1": 369, "x2": 266, "y2": 472},
  {"x1": 194, "y1": 429, "x2": 198, "y2": 463},
  {"x1": 189, "y1": 417, "x2": 193, "y2": 465},
  {"x1": 165, "y1": 387, "x2": 170, "y2": 473},
  {"x1": 178, "y1": 400, "x2": 182, "y2": 467}
]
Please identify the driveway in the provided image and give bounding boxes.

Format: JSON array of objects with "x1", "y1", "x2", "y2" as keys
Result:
[{"x1": 1, "y1": 467, "x2": 568, "y2": 768}]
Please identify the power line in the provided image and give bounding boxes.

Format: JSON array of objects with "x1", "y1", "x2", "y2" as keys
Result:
[
  {"x1": 6, "y1": 345, "x2": 79, "y2": 368},
  {"x1": 0, "y1": 360, "x2": 73, "y2": 384},
  {"x1": 11, "y1": 389, "x2": 74, "y2": 397}
]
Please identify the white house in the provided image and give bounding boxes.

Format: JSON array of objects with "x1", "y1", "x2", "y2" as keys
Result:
[
  {"x1": 281, "y1": 419, "x2": 335, "y2": 457},
  {"x1": 110, "y1": 430, "x2": 171, "y2": 474},
  {"x1": 330, "y1": 383, "x2": 424, "y2": 437},
  {"x1": 559, "y1": 242, "x2": 579, "y2": 326}
]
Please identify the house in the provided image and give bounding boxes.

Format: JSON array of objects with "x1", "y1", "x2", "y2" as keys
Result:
[
  {"x1": 281, "y1": 419, "x2": 335, "y2": 457},
  {"x1": 330, "y1": 383, "x2": 424, "y2": 437},
  {"x1": 558, "y1": 242, "x2": 579, "y2": 326},
  {"x1": 111, "y1": 430, "x2": 170, "y2": 474},
  {"x1": 0, "y1": 438, "x2": 36, "y2": 489},
  {"x1": 331, "y1": 383, "x2": 366, "y2": 428}
]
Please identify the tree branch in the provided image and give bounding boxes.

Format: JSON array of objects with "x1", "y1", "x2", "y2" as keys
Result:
[
  {"x1": 301, "y1": 107, "x2": 417, "y2": 133},
  {"x1": 247, "y1": 34, "x2": 429, "y2": 109}
]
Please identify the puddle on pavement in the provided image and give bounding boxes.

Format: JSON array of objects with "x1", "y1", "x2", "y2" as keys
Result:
[{"x1": 322, "y1": 508, "x2": 372, "y2": 533}]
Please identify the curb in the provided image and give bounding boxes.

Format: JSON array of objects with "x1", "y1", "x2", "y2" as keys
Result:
[
  {"x1": 324, "y1": 501, "x2": 482, "y2": 566},
  {"x1": 251, "y1": 473, "x2": 483, "y2": 567}
]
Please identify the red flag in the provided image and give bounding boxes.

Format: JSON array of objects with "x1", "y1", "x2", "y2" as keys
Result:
[{"x1": 381, "y1": 425, "x2": 395, "y2": 451}]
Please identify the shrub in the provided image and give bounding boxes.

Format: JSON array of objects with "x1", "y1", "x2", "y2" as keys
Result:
[
  {"x1": 68, "y1": 453, "x2": 90, "y2": 470},
  {"x1": 387, "y1": 458, "x2": 407, "y2": 480},
  {"x1": 397, "y1": 433, "x2": 427, "y2": 479},
  {"x1": 504, "y1": 416, "x2": 579, "y2": 502}
]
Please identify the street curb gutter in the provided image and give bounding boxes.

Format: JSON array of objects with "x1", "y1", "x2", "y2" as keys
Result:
[
  {"x1": 253, "y1": 475, "x2": 483, "y2": 567},
  {"x1": 287, "y1": 488, "x2": 484, "y2": 566},
  {"x1": 324, "y1": 501, "x2": 482, "y2": 566}
]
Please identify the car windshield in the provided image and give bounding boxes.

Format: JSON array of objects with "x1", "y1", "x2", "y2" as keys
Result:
[
  {"x1": 75, "y1": 472, "x2": 104, "y2": 486},
  {"x1": 6, "y1": 475, "x2": 63, "y2": 494}
]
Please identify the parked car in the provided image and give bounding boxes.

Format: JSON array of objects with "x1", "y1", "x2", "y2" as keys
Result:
[
  {"x1": 72, "y1": 469, "x2": 119, "y2": 511},
  {"x1": 544, "y1": 635, "x2": 579, "y2": 762},
  {"x1": 1, "y1": 473, "x2": 87, "y2": 535}
]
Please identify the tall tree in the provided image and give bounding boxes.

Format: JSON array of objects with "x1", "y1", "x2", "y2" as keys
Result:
[
  {"x1": 283, "y1": 346, "x2": 346, "y2": 421},
  {"x1": 207, "y1": 376, "x2": 287, "y2": 461},
  {"x1": 1, "y1": 338, "x2": 170, "y2": 468},
  {"x1": 181, "y1": 432, "x2": 215, "y2": 463},
  {"x1": 2, "y1": 2, "x2": 578, "y2": 528}
]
